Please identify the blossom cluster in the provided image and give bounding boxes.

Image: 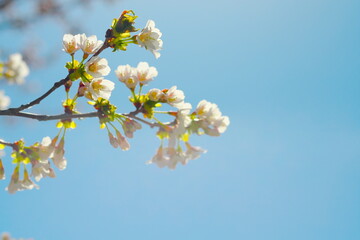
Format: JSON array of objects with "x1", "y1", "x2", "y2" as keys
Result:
[
  {"x1": 1, "y1": 135, "x2": 66, "y2": 194},
  {"x1": 148, "y1": 100, "x2": 230, "y2": 169},
  {"x1": 0, "y1": 53, "x2": 30, "y2": 110},
  {"x1": 0, "y1": 10, "x2": 230, "y2": 193},
  {"x1": 136, "y1": 20, "x2": 163, "y2": 58},
  {"x1": 63, "y1": 33, "x2": 103, "y2": 55},
  {"x1": 116, "y1": 62, "x2": 158, "y2": 89}
]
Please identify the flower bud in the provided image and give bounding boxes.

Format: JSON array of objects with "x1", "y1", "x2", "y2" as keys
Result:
[
  {"x1": 113, "y1": 10, "x2": 138, "y2": 34},
  {"x1": 77, "y1": 82, "x2": 87, "y2": 97},
  {"x1": 116, "y1": 130, "x2": 130, "y2": 151},
  {"x1": 108, "y1": 132, "x2": 119, "y2": 148},
  {"x1": 64, "y1": 79, "x2": 72, "y2": 92}
]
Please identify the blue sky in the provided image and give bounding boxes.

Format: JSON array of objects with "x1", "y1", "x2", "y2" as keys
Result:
[{"x1": 1, "y1": 0, "x2": 360, "y2": 239}]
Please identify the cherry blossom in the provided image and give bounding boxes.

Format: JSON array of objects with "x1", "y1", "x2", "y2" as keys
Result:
[
  {"x1": 115, "y1": 64, "x2": 138, "y2": 89},
  {"x1": 165, "y1": 86, "x2": 185, "y2": 107},
  {"x1": 85, "y1": 78, "x2": 115, "y2": 100},
  {"x1": 79, "y1": 34, "x2": 103, "y2": 55},
  {"x1": 51, "y1": 138, "x2": 67, "y2": 170},
  {"x1": 62, "y1": 34, "x2": 81, "y2": 54},
  {"x1": 147, "y1": 88, "x2": 164, "y2": 101},
  {"x1": 137, "y1": 20, "x2": 163, "y2": 59},
  {"x1": 31, "y1": 160, "x2": 56, "y2": 182},
  {"x1": 85, "y1": 56, "x2": 111, "y2": 78},
  {"x1": 134, "y1": 62, "x2": 158, "y2": 85}
]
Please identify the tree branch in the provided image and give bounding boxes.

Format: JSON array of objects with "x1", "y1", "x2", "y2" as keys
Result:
[
  {"x1": 0, "y1": 33, "x2": 110, "y2": 114},
  {"x1": 0, "y1": 139, "x2": 15, "y2": 148},
  {"x1": 0, "y1": 109, "x2": 162, "y2": 128},
  {"x1": 4, "y1": 77, "x2": 69, "y2": 113},
  {"x1": 125, "y1": 114, "x2": 159, "y2": 128},
  {"x1": 0, "y1": 110, "x2": 100, "y2": 121}
]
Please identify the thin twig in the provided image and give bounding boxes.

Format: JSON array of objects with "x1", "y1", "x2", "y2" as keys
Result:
[
  {"x1": 4, "y1": 76, "x2": 69, "y2": 113},
  {"x1": 0, "y1": 111, "x2": 100, "y2": 121},
  {"x1": 125, "y1": 114, "x2": 159, "y2": 128},
  {"x1": 0, "y1": 108, "x2": 162, "y2": 129},
  {"x1": 0, "y1": 139, "x2": 15, "y2": 148}
]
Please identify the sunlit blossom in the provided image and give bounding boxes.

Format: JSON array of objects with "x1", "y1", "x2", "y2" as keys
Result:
[
  {"x1": 134, "y1": 62, "x2": 158, "y2": 85},
  {"x1": 21, "y1": 168, "x2": 39, "y2": 190},
  {"x1": 115, "y1": 64, "x2": 137, "y2": 89},
  {"x1": 165, "y1": 86, "x2": 185, "y2": 107},
  {"x1": 51, "y1": 138, "x2": 67, "y2": 170},
  {"x1": 31, "y1": 160, "x2": 56, "y2": 182},
  {"x1": 85, "y1": 56, "x2": 111, "y2": 78},
  {"x1": 62, "y1": 34, "x2": 81, "y2": 54},
  {"x1": 147, "y1": 88, "x2": 163, "y2": 101},
  {"x1": 184, "y1": 142, "x2": 207, "y2": 163},
  {"x1": 85, "y1": 78, "x2": 115, "y2": 100},
  {"x1": 137, "y1": 20, "x2": 163, "y2": 59},
  {"x1": 6, "y1": 166, "x2": 21, "y2": 194},
  {"x1": 79, "y1": 34, "x2": 103, "y2": 55}
]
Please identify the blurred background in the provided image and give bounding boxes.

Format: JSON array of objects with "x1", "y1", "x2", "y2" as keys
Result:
[{"x1": 0, "y1": 0, "x2": 359, "y2": 239}]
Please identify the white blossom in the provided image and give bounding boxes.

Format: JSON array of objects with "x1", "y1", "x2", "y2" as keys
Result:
[
  {"x1": 165, "y1": 147, "x2": 186, "y2": 169},
  {"x1": 195, "y1": 100, "x2": 230, "y2": 136},
  {"x1": 85, "y1": 56, "x2": 111, "y2": 78},
  {"x1": 79, "y1": 34, "x2": 103, "y2": 54},
  {"x1": 165, "y1": 86, "x2": 185, "y2": 107},
  {"x1": 148, "y1": 147, "x2": 188, "y2": 170},
  {"x1": 147, "y1": 88, "x2": 163, "y2": 101},
  {"x1": 5, "y1": 53, "x2": 29, "y2": 85},
  {"x1": 147, "y1": 146, "x2": 169, "y2": 168},
  {"x1": 38, "y1": 136, "x2": 56, "y2": 160},
  {"x1": 177, "y1": 105, "x2": 192, "y2": 129},
  {"x1": 51, "y1": 138, "x2": 67, "y2": 170},
  {"x1": 115, "y1": 64, "x2": 138, "y2": 89},
  {"x1": 196, "y1": 100, "x2": 213, "y2": 119},
  {"x1": 62, "y1": 34, "x2": 81, "y2": 54},
  {"x1": 85, "y1": 78, "x2": 115, "y2": 100},
  {"x1": 6, "y1": 166, "x2": 21, "y2": 194},
  {"x1": 134, "y1": 62, "x2": 158, "y2": 85},
  {"x1": 213, "y1": 116, "x2": 230, "y2": 134},
  {"x1": 31, "y1": 160, "x2": 56, "y2": 182},
  {"x1": 0, "y1": 90, "x2": 10, "y2": 110},
  {"x1": 116, "y1": 130, "x2": 130, "y2": 151},
  {"x1": 185, "y1": 142, "x2": 207, "y2": 163},
  {"x1": 137, "y1": 20, "x2": 163, "y2": 59},
  {"x1": 168, "y1": 105, "x2": 192, "y2": 148},
  {"x1": 21, "y1": 169, "x2": 39, "y2": 190}
]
